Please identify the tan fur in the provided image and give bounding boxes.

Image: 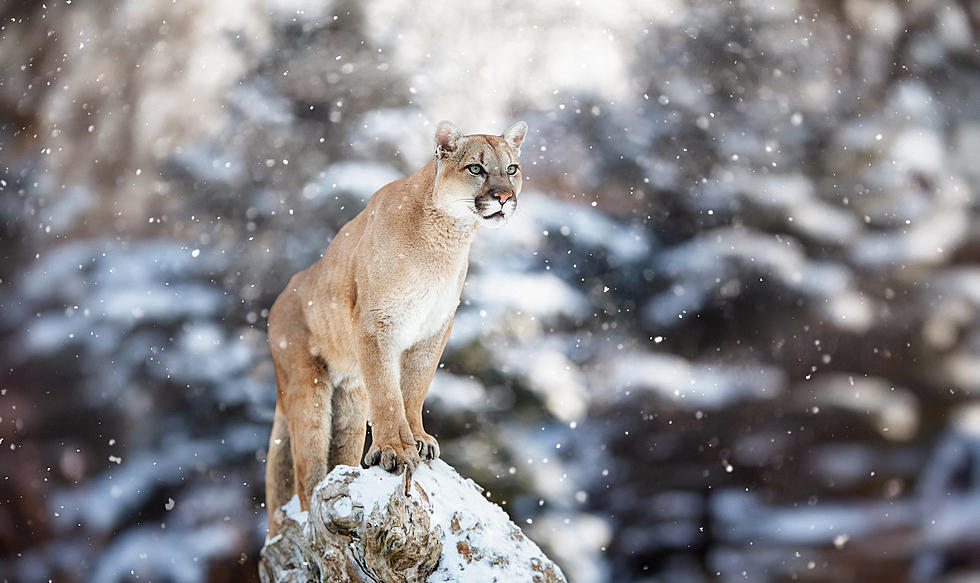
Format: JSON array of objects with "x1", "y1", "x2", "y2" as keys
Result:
[{"x1": 265, "y1": 121, "x2": 528, "y2": 535}]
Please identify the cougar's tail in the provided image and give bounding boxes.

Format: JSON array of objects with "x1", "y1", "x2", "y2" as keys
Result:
[{"x1": 265, "y1": 403, "x2": 295, "y2": 538}]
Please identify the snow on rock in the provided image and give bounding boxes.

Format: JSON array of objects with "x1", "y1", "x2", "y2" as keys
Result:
[{"x1": 260, "y1": 460, "x2": 566, "y2": 583}]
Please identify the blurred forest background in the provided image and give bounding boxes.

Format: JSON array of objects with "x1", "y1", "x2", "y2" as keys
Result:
[{"x1": 2, "y1": 0, "x2": 980, "y2": 582}]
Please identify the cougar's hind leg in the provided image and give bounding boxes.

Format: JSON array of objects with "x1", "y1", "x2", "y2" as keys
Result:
[
  {"x1": 268, "y1": 289, "x2": 334, "y2": 510},
  {"x1": 264, "y1": 403, "x2": 294, "y2": 537},
  {"x1": 283, "y1": 356, "x2": 333, "y2": 510},
  {"x1": 329, "y1": 377, "x2": 368, "y2": 468}
]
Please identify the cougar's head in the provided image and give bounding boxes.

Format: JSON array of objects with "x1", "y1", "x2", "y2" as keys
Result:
[{"x1": 432, "y1": 120, "x2": 528, "y2": 229}]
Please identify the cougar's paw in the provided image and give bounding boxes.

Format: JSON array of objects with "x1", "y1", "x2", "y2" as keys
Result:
[
  {"x1": 364, "y1": 441, "x2": 421, "y2": 474},
  {"x1": 414, "y1": 432, "x2": 440, "y2": 461}
]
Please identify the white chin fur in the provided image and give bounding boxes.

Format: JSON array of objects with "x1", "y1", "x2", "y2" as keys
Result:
[{"x1": 480, "y1": 212, "x2": 511, "y2": 229}]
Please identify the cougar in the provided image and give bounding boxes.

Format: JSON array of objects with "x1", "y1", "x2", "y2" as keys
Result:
[{"x1": 265, "y1": 120, "x2": 528, "y2": 534}]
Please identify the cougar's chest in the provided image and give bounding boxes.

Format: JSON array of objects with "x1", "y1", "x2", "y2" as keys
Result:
[{"x1": 388, "y1": 267, "x2": 464, "y2": 350}]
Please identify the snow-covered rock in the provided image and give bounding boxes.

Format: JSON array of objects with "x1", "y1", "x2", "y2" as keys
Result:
[{"x1": 259, "y1": 460, "x2": 566, "y2": 583}]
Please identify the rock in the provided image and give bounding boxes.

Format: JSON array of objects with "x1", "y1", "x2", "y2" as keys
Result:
[{"x1": 259, "y1": 459, "x2": 566, "y2": 583}]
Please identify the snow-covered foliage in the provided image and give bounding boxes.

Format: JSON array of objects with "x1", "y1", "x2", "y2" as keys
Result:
[{"x1": 2, "y1": 1, "x2": 980, "y2": 582}]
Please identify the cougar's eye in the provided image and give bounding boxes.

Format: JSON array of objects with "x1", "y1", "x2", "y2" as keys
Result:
[
  {"x1": 467, "y1": 164, "x2": 483, "y2": 175},
  {"x1": 506, "y1": 164, "x2": 519, "y2": 175}
]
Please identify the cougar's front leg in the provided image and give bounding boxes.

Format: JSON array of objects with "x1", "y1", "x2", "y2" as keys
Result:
[
  {"x1": 356, "y1": 329, "x2": 420, "y2": 473},
  {"x1": 401, "y1": 319, "x2": 452, "y2": 460}
]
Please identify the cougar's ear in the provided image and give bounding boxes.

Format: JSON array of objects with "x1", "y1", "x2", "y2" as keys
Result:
[
  {"x1": 501, "y1": 121, "x2": 528, "y2": 151},
  {"x1": 435, "y1": 120, "x2": 462, "y2": 159}
]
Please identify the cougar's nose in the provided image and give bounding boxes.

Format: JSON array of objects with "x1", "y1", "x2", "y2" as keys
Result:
[{"x1": 492, "y1": 191, "x2": 513, "y2": 204}]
